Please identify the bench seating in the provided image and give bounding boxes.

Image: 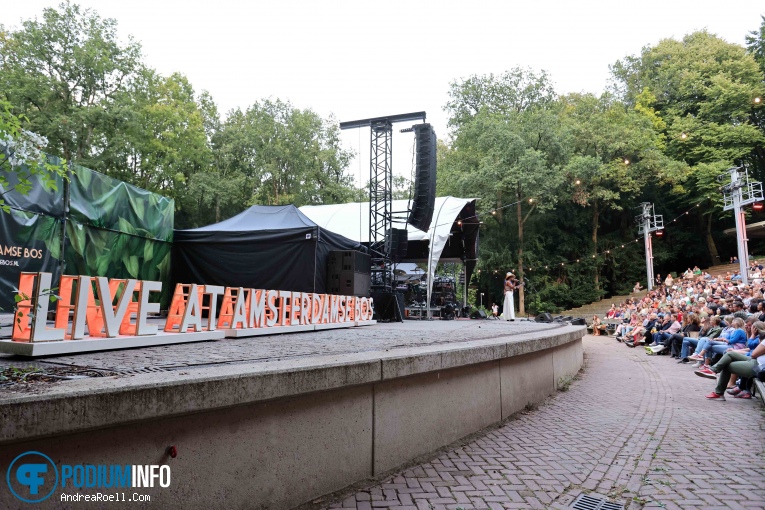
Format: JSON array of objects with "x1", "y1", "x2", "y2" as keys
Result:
[{"x1": 754, "y1": 379, "x2": 765, "y2": 406}]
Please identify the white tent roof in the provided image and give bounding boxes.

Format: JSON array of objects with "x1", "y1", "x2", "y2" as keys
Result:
[
  {"x1": 300, "y1": 197, "x2": 476, "y2": 313},
  {"x1": 300, "y1": 196, "x2": 475, "y2": 256}
]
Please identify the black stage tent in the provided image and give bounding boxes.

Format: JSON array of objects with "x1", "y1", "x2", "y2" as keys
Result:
[{"x1": 172, "y1": 205, "x2": 366, "y2": 294}]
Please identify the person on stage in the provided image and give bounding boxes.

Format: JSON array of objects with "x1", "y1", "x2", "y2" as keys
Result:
[{"x1": 504, "y1": 272, "x2": 517, "y2": 321}]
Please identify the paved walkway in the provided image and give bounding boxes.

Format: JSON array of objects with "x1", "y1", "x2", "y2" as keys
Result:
[
  {"x1": 319, "y1": 335, "x2": 765, "y2": 510},
  {"x1": 0, "y1": 319, "x2": 560, "y2": 374}
]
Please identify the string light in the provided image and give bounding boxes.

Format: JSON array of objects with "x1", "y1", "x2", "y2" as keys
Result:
[{"x1": 473, "y1": 201, "x2": 708, "y2": 277}]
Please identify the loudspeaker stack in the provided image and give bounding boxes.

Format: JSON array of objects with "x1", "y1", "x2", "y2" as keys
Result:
[{"x1": 327, "y1": 250, "x2": 371, "y2": 296}]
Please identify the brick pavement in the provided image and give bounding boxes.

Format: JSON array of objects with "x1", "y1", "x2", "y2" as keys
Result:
[{"x1": 318, "y1": 335, "x2": 765, "y2": 510}]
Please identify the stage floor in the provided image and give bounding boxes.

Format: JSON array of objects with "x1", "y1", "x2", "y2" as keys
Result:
[{"x1": 0, "y1": 317, "x2": 564, "y2": 379}]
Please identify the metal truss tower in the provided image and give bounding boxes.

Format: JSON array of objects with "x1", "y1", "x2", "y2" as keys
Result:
[
  {"x1": 720, "y1": 165, "x2": 764, "y2": 284},
  {"x1": 340, "y1": 112, "x2": 425, "y2": 291},
  {"x1": 636, "y1": 203, "x2": 663, "y2": 291}
]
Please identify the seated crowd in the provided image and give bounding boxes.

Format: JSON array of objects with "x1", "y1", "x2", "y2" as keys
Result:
[{"x1": 600, "y1": 262, "x2": 765, "y2": 401}]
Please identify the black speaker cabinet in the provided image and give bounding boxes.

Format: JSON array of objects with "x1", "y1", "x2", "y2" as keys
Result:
[
  {"x1": 535, "y1": 312, "x2": 554, "y2": 323},
  {"x1": 470, "y1": 309, "x2": 487, "y2": 319},
  {"x1": 327, "y1": 250, "x2": 371, "y2": 296},
  {"x1": 407, "y1": 123, "x2": 437, "y2": 232},
  {"x1": 371, "y1": 291, "x2": 404, "y2": 322},
  {"x1": 385, "y1": 228, "x2": 408, "y2": 260}
]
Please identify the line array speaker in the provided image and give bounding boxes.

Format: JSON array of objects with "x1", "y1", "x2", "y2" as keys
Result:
[{"x1": 407, "y1": 123, "x2": 437, "y2": 232}]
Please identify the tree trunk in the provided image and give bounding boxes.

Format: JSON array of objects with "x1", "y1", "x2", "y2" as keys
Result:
[
  {"x1": 517, "y1": 199, "x2": 525, "y2": 316},
  {"x1": 592, "y1": 199, "x2": 599, "y2": 289},
  {"x1": 705, "y1": 212, "x2": 720, "y2": 267}
]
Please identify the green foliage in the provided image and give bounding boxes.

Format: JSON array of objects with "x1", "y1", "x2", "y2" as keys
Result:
[
  {"x1": 0, "y1": 1, "x2": 142, "y2": 164},
  {"x1": 0, "y1": 99, "x2": 68, "y2": 212}
]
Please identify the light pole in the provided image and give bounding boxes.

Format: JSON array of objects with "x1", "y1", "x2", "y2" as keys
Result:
[
  {"x1": 480, "y1": 292, "x2": 484, "y2": 310},
  {"x1": 720, "y1": 165, "x2": 764, "y2": 285},
  {"x1": 637, "y1": 203, "x2": 663, "y2": 291}
]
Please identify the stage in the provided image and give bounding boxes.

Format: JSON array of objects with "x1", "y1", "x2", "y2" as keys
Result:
[{"x1": 0, "y1": 319, "x2": 584, "y2": 509}]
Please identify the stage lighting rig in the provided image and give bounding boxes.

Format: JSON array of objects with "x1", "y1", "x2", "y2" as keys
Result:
[
  {"x1": 340, "y1": 111, "x2": 426, "y2": 295},
  {"x1": 719, "y1": 165, "x2": 764, "y2": 284},
  {"x1": 636, "y1": 203, "x2": 663, "y2": 291}
]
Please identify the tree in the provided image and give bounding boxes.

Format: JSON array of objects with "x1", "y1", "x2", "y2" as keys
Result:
[
  {"x1": 0, "y1": 2, "x2": 142, "y2": 166},
  {"x1": 745, "y1": 15, "x2": 765, "y2": 75},
  {"x1": 0, "y1": 99, "x2": 68, "y2": 212},
  {"x1": 445, "y1": 68, "x2": 557, "y2": 129},
  {"x1": 209, "y1": 99, "x2": 356, "y2": 211},
  {"x1": 745, "y1": 16, "x2": 765, "y2": 174},
  {"x1": 443, "y1": 68, "x2": 565, "y2": 314},
  {"x1": 562, "y1": 92, "x2": 679, "y2": 289},
  {"x1": 97, "y1": 70, "x2": 212, "y2": 201},
  {"x1": 611, "y1": 31, "x2": 765, "y2": 264}
]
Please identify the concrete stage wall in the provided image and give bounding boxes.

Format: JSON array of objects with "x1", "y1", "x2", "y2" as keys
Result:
[{"x1": 0, "y1": 324, "x2": 584, "y2": 509}]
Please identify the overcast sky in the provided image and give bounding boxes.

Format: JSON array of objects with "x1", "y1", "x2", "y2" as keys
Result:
[{"x1": 3, "y1": 1, "x2": 764, "y2": 184}]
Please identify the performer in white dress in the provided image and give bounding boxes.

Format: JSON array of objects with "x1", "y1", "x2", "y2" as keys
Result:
[{"x1": 503, "y1": 272, "x2": 516, "y2": 321}]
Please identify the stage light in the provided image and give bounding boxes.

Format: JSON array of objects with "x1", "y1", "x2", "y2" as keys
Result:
[
  {"x1": 656, "y1": 230, "x2": 664, "y2": 237},
  {"x1": 754, "y1": 202, "x2": 764, "y2": 211}
]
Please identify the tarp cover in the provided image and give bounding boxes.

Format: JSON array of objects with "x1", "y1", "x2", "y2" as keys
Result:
[
  {"x1": 0, "y1": 146, "x2": 174, "y2": 312},
  {"x1": 172, "y1": 205, "x2": 366, "y2": 294}
]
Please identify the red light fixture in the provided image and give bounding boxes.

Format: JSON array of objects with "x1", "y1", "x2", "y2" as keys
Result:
[
  {"x1": 754, "y1": 202, "x2": 763, "y2": 212},
  {"x1": 655, "y1": 230, "x2": 664, "y2": 237}
]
